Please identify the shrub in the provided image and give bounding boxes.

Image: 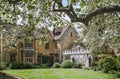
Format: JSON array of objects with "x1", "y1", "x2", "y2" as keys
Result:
[
  {"x1": 61, "y1": 60, "x2": 73, "y2": 68},
  {"x1": 0, "y1": 62, "x2": 7, "y2": 70},
  {"x1": 107, "y1": 70, "x2": 117, "y2": 74},
  {"x1": 91, "y1": 62, "x2": 99, "y2": 71},
  {"x1": 32, "y1": 63, "x2": 50, "y2": 69},
  {"x1": 23, "y1": 62, "x2": 33, "y2": 69},
  {"x1": 98, "y1": 57, "x2": 116, "y2": 73},
  {"x1": 53, "y1": 63, "x2": 61, "y2": 68},
  {"x1": 116, "y1": 72, "x2": 120, "y2": 77},
  {"x1": 9, "y1": 62, "x2": 33, "y2": 69},
  {"x1": 0, "y1": 74, "x2": 3, "y2": 79},
  {"x1": 73, "y1": 62, "x2": 82, "y2": 68},
  {"x1": 115, "y1": 56, "x2": 120, "y2": 71},
  {"x1": 39, "y1": 64, "x2": 49, "y2": 68}
]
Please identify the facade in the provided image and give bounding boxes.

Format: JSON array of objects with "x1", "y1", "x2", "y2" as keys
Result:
[{"x1": 2, "y1": 26, "x2": 78, "y2": 64}]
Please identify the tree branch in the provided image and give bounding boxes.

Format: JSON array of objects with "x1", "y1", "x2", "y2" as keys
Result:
[
  {"x1": 52, "y1": 2, "x2": 120, "y2": 26},
  {"x1": 83, "y1": 5, "x2": 120, "y2": 25},
  {"x1": 53, "y1": 2, "x2": 83, "y2": 23},
  {"x1": 115, "y1": 13, "x2": 120, "y2": 20}
]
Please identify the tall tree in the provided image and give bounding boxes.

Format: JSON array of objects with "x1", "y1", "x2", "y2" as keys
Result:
[
  {"x1": 0, "y1": 0, "x2": 120, "y2": 55},
  {"x1": 52, "y1": 0, "x2": 120, "y2": 54}
]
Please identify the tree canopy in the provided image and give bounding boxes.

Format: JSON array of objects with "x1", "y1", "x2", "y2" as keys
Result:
[
  {"x1": 0, "y1": 0, "x2": 120, "y2": 54},
  {"x1": 53, "y1": 0, "x2": 120, "y2": 54}
]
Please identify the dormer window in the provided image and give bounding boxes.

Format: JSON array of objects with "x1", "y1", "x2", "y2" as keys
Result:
[{"x1": 53, "y1": 27, "x2": 62, "y2": 36}]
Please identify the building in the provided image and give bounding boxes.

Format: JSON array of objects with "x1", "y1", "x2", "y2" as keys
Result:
[
  {"x1": 2, "y1": 26, "x2": 78, "y2": 65},
  {"x1": 62, "y1": 44, "x2": 92, "y2": 68}
]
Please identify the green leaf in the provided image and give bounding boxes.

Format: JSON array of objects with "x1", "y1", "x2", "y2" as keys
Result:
[{"x1": 23, "y1": 0, "x2": 29, "y2": 3}]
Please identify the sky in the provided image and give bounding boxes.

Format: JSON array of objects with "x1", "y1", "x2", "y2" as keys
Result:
[{"x1": 62, "y1": 0, "x2": 69, "y2": 7}]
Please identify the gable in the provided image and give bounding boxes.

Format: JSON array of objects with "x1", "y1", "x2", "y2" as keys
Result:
[{"x1": 61, "y1": 26, "x2": 78, "y2": 39}]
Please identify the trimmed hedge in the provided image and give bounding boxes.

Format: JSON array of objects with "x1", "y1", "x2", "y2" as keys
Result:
[
  {"x1": 61, "y1": 60, "x2": 73, "y2": 68},
  {"x1": 53, "y1": 63, "x2": 61, "y2": 68},
  {"x1": 33, "y1": 64, "x2": 49, "y2": 69},
  {"x1": 9, "y1": 62, "x2": 33, "y2": 69}
]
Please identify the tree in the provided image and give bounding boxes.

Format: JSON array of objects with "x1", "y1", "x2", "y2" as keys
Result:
[
  {"x1": 53, "y1": 0, "x2": 120, "y2": 25},
  {"x1": 0, "y1": 0, "x2": 120, "y2": 55},
  {"x1": 52, "y1": 0, "x2": 120, "y2": 54},
  {"x1": 0, "y1": 0, "x2": 69, "y2": 63}
]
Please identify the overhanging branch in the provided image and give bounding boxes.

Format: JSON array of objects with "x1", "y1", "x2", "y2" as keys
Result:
[
  {"x1": 83, "y1": 5, "x2": 120, "y2": 25},
  {"x1": 52, "y1": 2, "x2": 120, "y2": 26}
]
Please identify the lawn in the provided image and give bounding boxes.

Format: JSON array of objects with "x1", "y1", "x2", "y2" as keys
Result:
[{"x1": 3, "y1": 69, "x2": 119, "y2": 79}]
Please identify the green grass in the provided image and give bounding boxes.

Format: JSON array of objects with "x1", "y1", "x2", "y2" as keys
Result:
[{"x1": 3, "y1": 69, "x2": 119, "y2": 79}]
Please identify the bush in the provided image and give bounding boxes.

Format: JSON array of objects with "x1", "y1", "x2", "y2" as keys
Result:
[
  {"x1": 9, "y1": 62, "x2": 33, "y2": 69},
  {"x1": 39, "y1": 64, "x2": 49, "y2": 68},
  {"x1": 0, "y1": 62, "x2": 7, "y2": 70},
  {"x1": 0, "y1": 74, "x2": 3, "y2": 79},
  {"x1": 115, "y1": 56, "x2": 120, "y2": 71},
  {"x1": 98, "y1": 57, "x2": 116, "y2": 73},
  {"x1": 107, "y1": 70, "x2": 117, "y2": 74},
  {"x1": 116, "y1": 72, "x2": 120, "y2": 77},
  {"x1": 73, "y1": 62, "x2": 82, "y2": 68},
  {"x1": 61, "y1": 60, "x2": 73, "y2": 68},
  {"x1": 53, "y1": 63, "x2": 61, "y2": 68}
]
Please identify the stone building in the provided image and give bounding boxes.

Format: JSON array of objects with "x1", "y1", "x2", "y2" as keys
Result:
[{"x1": 2, "y1": 26, "x2": 78, "y2": 65}]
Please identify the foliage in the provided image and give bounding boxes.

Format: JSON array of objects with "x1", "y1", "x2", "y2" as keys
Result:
[
  {"x1": 42, "y1": 55, "x2": 54, "y2": 67},
  {"x1": 115, "y1": 56, "x2": 120, "y2": 71},
  {"x1": 38, "y1": 64, "x2": 49, "y2": 68},
  {"x1": 98, "y1": 57, "x2": 117, "y2": 73},
  {"x1": 0, "y1": 74, "x2": 3, "y2": 79},
  {"x1": 66, "y1": 0, "x2": 120, "y2": 54},
  {"x1": 0, "y1": 62, "x2": 7, "y2": 70},
  {"x1": 116, "y1": 72, "x2": 120, "y2": 78},
  {"x1": 53, "y1": 62, "x2": 61, "y2": 68},
  {"x1": 91, "y1": 62, "x2": 98, "y2": 71},
  {"x1": 0, "y1": 0, "x2": 120, "y2": 56},
  {"x1": 107, "y1": 70, "x2": 117, "y2": 74},
  {"x1": 9, "y1": 62, "x2": 33, "y2": 69},
  {"x1": 33, "y1": 64, "x2": 49, "y2": 69},
  {"x1": 72, "y1": 62, "x2": 82, "y2": 68},
  {"x1": 61, "y1": 60, "x2": 73, "y2": 68}
]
